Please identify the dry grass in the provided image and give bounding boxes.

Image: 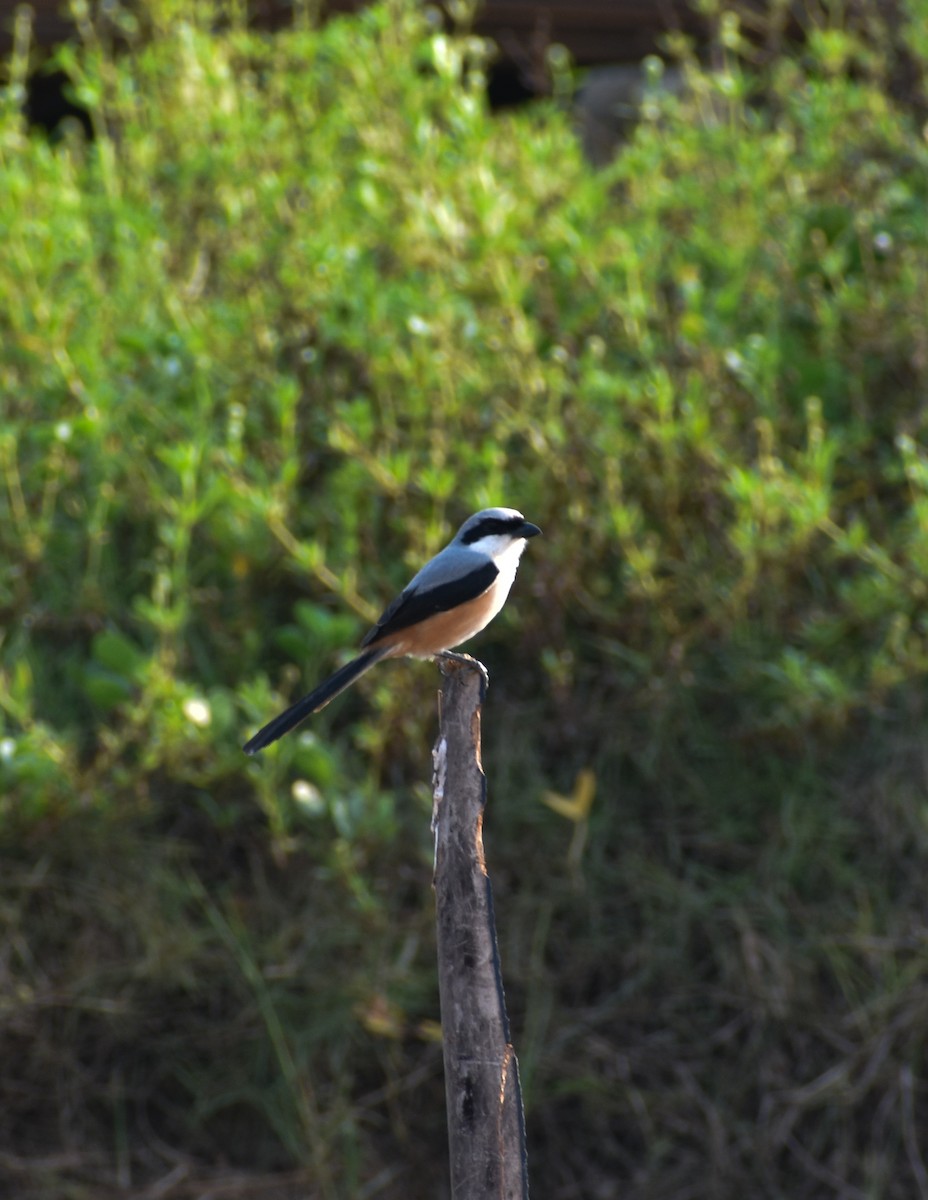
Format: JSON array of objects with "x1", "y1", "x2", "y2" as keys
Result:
[{"x1": 3, "y1": 720, "x2": 928, "y2": 1199}]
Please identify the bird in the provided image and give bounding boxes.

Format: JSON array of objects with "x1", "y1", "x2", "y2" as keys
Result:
[{"x1": 243, "y1": 507, "x2": 541, "y2": 754}]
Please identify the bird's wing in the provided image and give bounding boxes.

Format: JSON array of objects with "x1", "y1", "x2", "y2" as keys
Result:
[{"x1": 360, "y1": 558, "x2": 498, "y2": 647}]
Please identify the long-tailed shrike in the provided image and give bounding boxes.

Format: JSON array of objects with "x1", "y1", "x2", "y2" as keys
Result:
[{"x1": 243, "y1": 507, "x2": 541, "y2": 754}]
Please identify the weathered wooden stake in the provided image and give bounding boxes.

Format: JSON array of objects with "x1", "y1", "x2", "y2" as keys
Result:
[{"x1": 431, "y1": 655, "x2": 529, "y2": 1200}]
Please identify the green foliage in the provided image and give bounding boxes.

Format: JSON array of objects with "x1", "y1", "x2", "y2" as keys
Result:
[{"x1": 2, "y1": 0, "x2": 928, "y2": 1196}]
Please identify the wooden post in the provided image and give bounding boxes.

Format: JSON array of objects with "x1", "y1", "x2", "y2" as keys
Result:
[{"x1": 431, "y1": 656, "x2": 530, "y2": 1200}]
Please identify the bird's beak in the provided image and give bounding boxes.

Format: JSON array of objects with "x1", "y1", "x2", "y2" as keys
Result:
[{"x1": 521, "y1": 521, "x2": 542, "y2": 539}]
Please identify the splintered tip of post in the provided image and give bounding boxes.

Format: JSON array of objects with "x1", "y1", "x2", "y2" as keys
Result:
[{"x1": 436, "y1": 651, "x2": 489, "y2": 688}]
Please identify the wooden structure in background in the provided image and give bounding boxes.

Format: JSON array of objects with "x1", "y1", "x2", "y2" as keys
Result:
[
  {"x1": 5, "y1": 0, "x2": 696, "y2": 69},
  {"x1": 8, "y1": 0, "x2": 707, "y2": 139}
]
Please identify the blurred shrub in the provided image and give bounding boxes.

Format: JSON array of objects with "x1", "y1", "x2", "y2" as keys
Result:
[
  {"x1": 2, "y1": 0, "x2": 928, "y2": 1196},
  {"x1": 2, "y1": 0, "x2": 927, "y2": 799}
]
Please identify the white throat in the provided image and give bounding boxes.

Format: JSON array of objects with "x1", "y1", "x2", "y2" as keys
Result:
[{"x1": 479, "y1": 535, "x2": 528, "y2": 618}]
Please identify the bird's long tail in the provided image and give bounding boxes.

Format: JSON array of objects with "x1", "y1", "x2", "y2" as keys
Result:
[{"x1": 243, "y1": 644, "x2": 393, "y2": 755}]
